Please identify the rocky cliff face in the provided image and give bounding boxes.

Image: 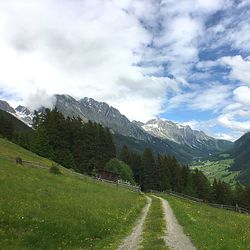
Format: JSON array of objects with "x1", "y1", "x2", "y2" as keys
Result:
[
  {"x1": 0, "y1": 100, "x2": 33, "y2": 126},
  {"x1": 135, "y1": 118, "x2": 232, "y2": 152},
  {"x1": 55, "y1": 94, "x2": 150, "y2": 141},
  {"x1": 0, "y1": 100, "x2": 16, "y2": 114}
]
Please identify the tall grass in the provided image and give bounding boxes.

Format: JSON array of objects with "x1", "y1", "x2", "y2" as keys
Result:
[
  {"x1": 160, "y1": 194, "x2": 250, "y2": 250},
  {"x1": 0, "y1": 138, "x2": 145, "y2": 249}
]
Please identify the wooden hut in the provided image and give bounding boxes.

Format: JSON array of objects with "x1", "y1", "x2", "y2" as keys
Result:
[{"x1": 97, "y1": 169, "x2": 120, "y2": 182}]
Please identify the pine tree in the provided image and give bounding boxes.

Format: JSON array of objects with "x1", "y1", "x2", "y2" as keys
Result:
[
  {"x1": 193, "y1": 169, "x2": 211, "y2": 201},
  {"x1": 157, "y1": 154, "x2": 171, "y2": 191},
  {"x1": 129, "y1": 152, "x2": 142, "y2": 185},
  {"x1": 31, "y1": 128, "x2": 54, "y2": 159},
  {"x1": 0, "y1": 116, "x2": 13, "y2": 139},
  {"x1": 119, "y1": 145, "x2": 130, "y2": 165},
  {"x1": 141, "y1": 148, "x2": 155, "y2": 191}
]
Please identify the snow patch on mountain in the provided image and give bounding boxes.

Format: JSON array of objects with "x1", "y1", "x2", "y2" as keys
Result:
[{"x1": 140, "y1": 118, "x2": 214, "y2": 148}]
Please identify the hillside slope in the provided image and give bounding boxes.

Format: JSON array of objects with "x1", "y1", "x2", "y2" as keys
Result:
[
  {"x1": 160, "y1": 194, "x2": 250, "y2": 250},
  {"x1": 0, "y1": 138, "x2": 145, "y2": 249},
  {"x1": 0, "y1": 109, "x2": 31, "y2": 132},
  {"x1": 230, "y1": 132, "x2": 250, "y2": 184},
  {"x1": 190, "y1": 158, "x2": 239, "y2": 186}
]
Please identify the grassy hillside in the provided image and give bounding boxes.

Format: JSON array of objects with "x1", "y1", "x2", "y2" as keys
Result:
[
  {"x1": 160, "y1": 194, "x2": 250, "y2": 250},
  {"x1": 191, "y1": 158, "x2": 240, "y2": 186},
  {"x1": 231, "y1": 132, "x2": 250, "y2": 184},
  {"x1": 0, "y1": 138, "x2": 145, "y2": 249}
]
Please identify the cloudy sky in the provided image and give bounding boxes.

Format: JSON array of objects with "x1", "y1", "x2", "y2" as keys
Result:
[{"x1": 0, "y1": 0, "x2": 250, "y2": 141}]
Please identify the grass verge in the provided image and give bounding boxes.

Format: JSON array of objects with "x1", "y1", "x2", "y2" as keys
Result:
[
  {"x1": 160, "y1": 194, "x2": 250, "y2": 250},
  {"x1": 139, "y1": 196, "x2": 169, "y2": 250},
  {"x1": 0, "y1": 138, "x2": 145, "y2": 249}
]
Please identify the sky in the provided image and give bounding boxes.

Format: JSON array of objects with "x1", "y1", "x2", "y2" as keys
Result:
[{"x1": 0, "y1": 0, "x2": 250, "y2": 141}]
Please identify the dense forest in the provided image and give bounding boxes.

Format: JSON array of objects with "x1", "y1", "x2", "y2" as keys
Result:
[
  {"x1": 14, "y1": 108, "x2": 116, "y2": 174},
  {"x1": 118, "y1": 145, "x2": 250, "y2": 210},
  {"x1": 0, "y1": 109, "x2": 31, "y2": 139},
  {"x1": 0, "y1": 108, "x2": 249, "y2": 210}
]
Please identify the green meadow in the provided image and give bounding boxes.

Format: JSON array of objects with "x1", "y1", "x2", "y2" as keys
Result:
[
  {"x1": 0, "y1": 138, "x2": 145, "y2": 249},
  {"x1": 191, "y1": 159, "x2": 240, "y2": 186},
  {"x1": 160, "y1": 194, "x2": 250, "y2": 250}
]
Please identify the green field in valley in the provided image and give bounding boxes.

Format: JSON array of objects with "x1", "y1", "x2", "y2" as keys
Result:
[
  {"x1": 191, "y1": 158, "x2": 240, "y2": 186},
  {"x1": 0, "y1": 138, "x2": 145, "y2": 249},
  {"x1": 160, "y1": 194, "x2": 250, "y2": 250}
]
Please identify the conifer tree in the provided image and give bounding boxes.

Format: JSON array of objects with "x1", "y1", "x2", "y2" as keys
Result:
[
  {"x1": 129, "y1": 152, "x2": 142, "y2": 185},
  {"x1": 31, "y1": 128, "x2": 54, "y2": 159},
  {"x1": 119, "y1": 145, "x2": 130, "y2": 164},
  {"x1": 0, "y1": 116, "x2": 13, "y2": 139},
  {"x1": 141, "y1": 148, "x2": 155, "y2": 191}
]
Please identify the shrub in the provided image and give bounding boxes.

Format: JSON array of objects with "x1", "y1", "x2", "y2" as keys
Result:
[
  {"x1": 49, "y1": 164, "x2": 61, "y2": 175},
  {"x1": 105, "y1": 158, "x2": 135, "y2": 185}
]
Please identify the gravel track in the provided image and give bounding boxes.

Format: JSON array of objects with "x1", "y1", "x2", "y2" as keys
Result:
[
  {"x1": 156, "y1": 196, "x2": 197, "y2": 250},
  {"x1": 117, "y1": 196, "x2": 152, "y2": 250}
]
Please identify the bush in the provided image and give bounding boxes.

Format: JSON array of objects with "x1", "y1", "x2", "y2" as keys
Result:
[
  {"x1": 105, "y1": 158, "x2": 135, "y2": 185},
  {"x1": 49, "y1": 164, "x2": 61, "y2": 175}
]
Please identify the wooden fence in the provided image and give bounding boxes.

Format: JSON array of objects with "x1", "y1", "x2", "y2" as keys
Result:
[
  {"x1": 12, "y1": 157, "x2": 141, "y2": 193},
  {"x1": 150, "y1": 189, "x2": 250, "y2": 215}
]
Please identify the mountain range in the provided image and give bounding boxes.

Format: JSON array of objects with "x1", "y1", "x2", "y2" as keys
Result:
[
  {"x1": 0, "y1": 95, "x2": 232, "y2": 163},
  {"x1": 0, "y1": 100, "x2": 33, "y2": 126}
]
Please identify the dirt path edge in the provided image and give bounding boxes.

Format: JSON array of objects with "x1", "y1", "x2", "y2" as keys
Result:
[
  {"x1": 154, "y1": 195, "x2": 197, "y2": 250},
  {"x1": 117, "y1": 195, "x2": 152, "y2": 250}
]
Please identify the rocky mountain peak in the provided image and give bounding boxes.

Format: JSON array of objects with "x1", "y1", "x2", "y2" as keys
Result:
[
  {"x1": 132, "y1": 120, "x2": 144, "y2": 127},
  {"x1": 54, "y1": 94, "x2": 149, "y2": 140},
  {"x1": 141, "y1": 118, "x2": 213, "y2": 147},
  {"x1": 15, "y1": 105, "x2": 31, "y2": 115},
  {"x1": 0, "y1": 100, "x2": 16, "y2": 114}
]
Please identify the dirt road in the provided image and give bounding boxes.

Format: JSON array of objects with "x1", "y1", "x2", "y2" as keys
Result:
[
  {"x1": 157, "y1": 196, "x2": 197, "y2": 250},
  {"x1": 117, "y1": 196, "x2": 152, "y2": 250}
]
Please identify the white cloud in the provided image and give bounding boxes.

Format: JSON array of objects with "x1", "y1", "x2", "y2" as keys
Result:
[
  {"x1": 0, "y1": 0, "x2": 228, "y2": 122},
  {"x1": 0, "y1": 0, "x2": 174, "y2": 121},
  {"x1": 181, "y1": 119, "x2": 241, "y2": 141},
  {"x1": 189, "y1": 85, "x2": 232, "y2": 111},
  {"x1": 233, "y1": 86, "x2": 250, "y2": 106},
  {"x1": 166, "y1": 84, "x2": 232, "y2": 112},
  {"x1": 228, "y1": 21, "x2": 250, "y2": 52},
  {"x1": 0, "y1": 0, "x2": 249, "y2": 141},
  {"x1": 213, "y1": 133, "x2": 239, "y2": 141},
  {"x1": 221, "y1": 55, "x2": 250, "y2": 86},
  {"x1": 218, "y1": 86, "x2": 250, "y2": 133},
  {"x1": 218, "y1": 112, "x2": 250, "y2": 132},
  {"x1": 181, "y1": 119, "x2": 216, "y2": 131},
  {"x1": 26, "y1": 89, "x2": 56, "y2": 111}
]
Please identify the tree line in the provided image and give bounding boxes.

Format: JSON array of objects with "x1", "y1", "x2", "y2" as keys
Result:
[
  {"x1": 0, "y1": 116, "x2": 13, "y2": 140},
  {"x1": 119, "y1": 145, "x2": 250, "y2": 210},
  {"x1": 13, "y1": 108, "x2": 116, "y2": 174}
]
